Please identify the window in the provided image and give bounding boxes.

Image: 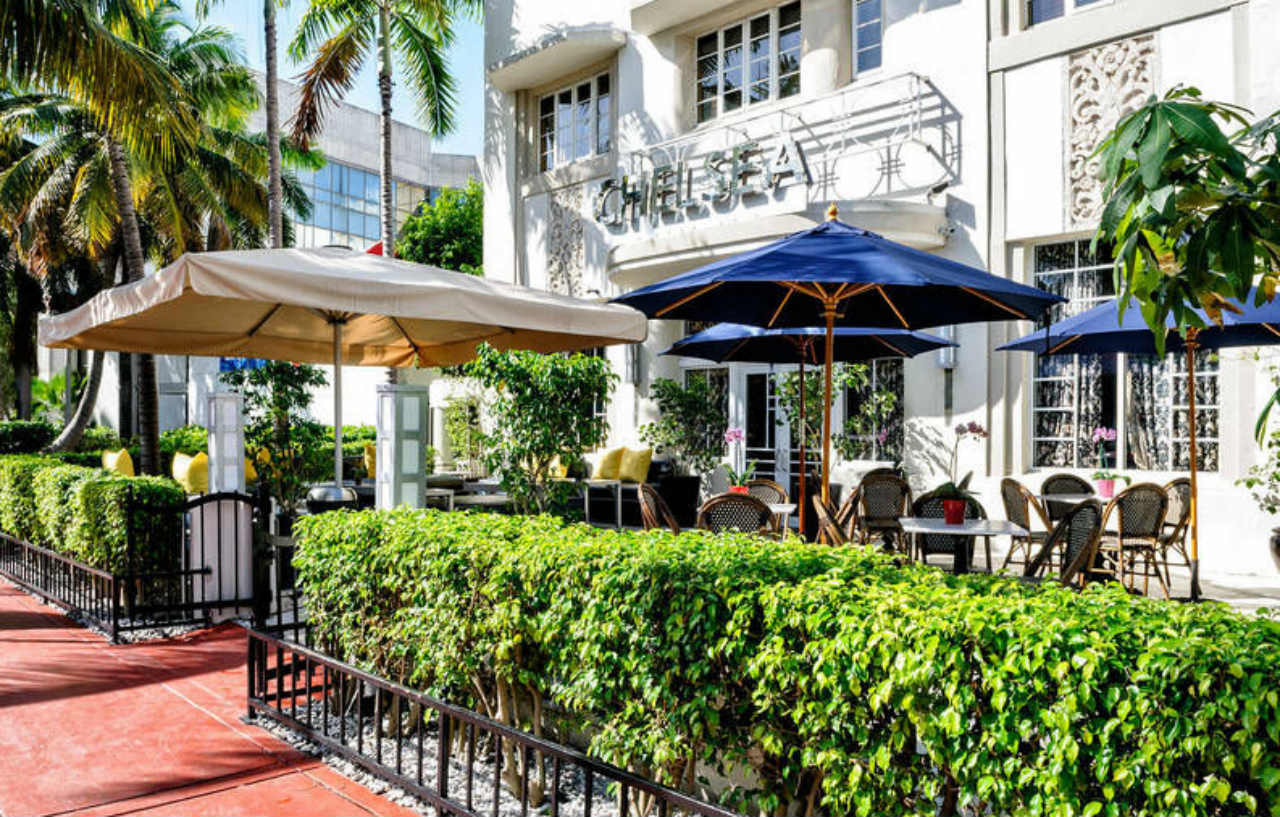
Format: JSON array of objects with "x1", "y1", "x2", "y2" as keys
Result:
[
  {"x1": 1026, "y1": 0, "x2": 1106, "y2": 26},
  {"x1": 538, "y1": 73, "x2": 612, "y2": 172},
  {"x1": 1030, "y1": 240, "x2": 1219, "y2": 472},
  {"x1": 685, "y1": 367, "x2": 731, "y2": 461},
  {"x1": 696, "y1": 2, "x2": 801, "y2": 124},
  {"x1": 295, "y1": 161, "x2": 427, "y2": 249},
  {"x1": 745, "y1": 372, "x2": 778, "y2": 480},
  {"x1": 843, "y1": 358, "x2": 904, "y2": 461},
  {"x1": 854, "y1": 0, "x2": 882, "y2": 73}
]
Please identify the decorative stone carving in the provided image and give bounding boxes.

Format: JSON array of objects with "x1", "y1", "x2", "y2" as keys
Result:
[
  {"x1": 1066, "y1": 35, "x2": 1156, "y2": 227},
  {"x1": 546, "y1": 184, "x2": 585, "y2": 296}
]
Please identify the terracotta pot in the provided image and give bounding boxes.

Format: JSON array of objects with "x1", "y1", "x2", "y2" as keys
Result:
[
  {"x1": 942, "y1": 499, "x2": 966, "y2": 525},
  {"x1": 1096, "y1": 478, "x2": 1115, "y2": 499},
  {"x1": 728, "y1": 485, "x2": 749, "y2": 495}
]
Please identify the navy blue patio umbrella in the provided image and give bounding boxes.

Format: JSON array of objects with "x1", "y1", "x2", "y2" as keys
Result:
[
  {"x1": 615, "y1": 207, "x2": 1065, "y2": 501},
  {"x1": 664, "y1": 323, "x2": 955, "y2": 533},
  {"x1": 998, "y1": 288, "x2": 1280, "y2": 598}
]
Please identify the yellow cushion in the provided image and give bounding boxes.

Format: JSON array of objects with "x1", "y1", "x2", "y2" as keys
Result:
[
  {"x1": 617, "y1": 447, "x2": 652, "y2": 484},
  {"x1": 172, "y1": 451, "x2": 209, "y2": 494},
  {"x1": 363, "y1": 442, "x2": 377, "y2": 478},
  {"x1": 244, "y1": 457, "x2": 257, "y2": 484},
  {"x1": 102, "y1": 448, "x2": 134, "y2": 477},
  {"x1": 591, "y1": 446, "x2": 625, "y2": 480}
]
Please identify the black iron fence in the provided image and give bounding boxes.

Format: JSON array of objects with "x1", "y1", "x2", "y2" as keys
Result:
[
  {"x1": 0, "y1": 488, "x2": 266, "y2": 641},
  {"x1": 246, "y1": 625, "x2": 743, "y2": 817}
]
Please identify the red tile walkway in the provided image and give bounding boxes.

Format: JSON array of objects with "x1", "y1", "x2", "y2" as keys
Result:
[{"x1": 0, "y1": 581, "x2": 417, "y2": 817}]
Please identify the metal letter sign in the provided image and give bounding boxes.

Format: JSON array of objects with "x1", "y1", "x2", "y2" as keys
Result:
[{"x1": 596, "y1": 135, "x2": 811, "y2": 230}]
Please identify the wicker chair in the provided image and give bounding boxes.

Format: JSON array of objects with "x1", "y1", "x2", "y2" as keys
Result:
[
  {"x1": 697, "y1": 493, "x2": 774, "y2": 535},
  {"x1": 835, "y1": 490, "x2": 859, "y2": 541},
  {"x1": 1024, "y1": 499, "x2": 1105, "y2": 588},
  {"x1": 639, "y1": 483, "x2": 680, "y2": 535},
  {"x1": 852, "y1": 473, "x2": 912, "y2": 552},
  {"x1": 1040, "y1": 473, "x2": 1094, "y2": 523},
  {"x1": 910, "y1": 492, "x2": 991, "y2": 574},
  {"x1": 811, "y1": 495, "x2": 849, "y2": 545},
  {"x1": 1159, "y1": 477, "x2": 1192, "y2": 584},
  {"x1": 999, "y1": 478, "x2": 1052, "y2": 572},
  {"x1": 745, "y1": 479, "x2": 788, "y2": 505},
  {"x1": 1099, "y1": 483, "x2": 1170, "y2": 597}
]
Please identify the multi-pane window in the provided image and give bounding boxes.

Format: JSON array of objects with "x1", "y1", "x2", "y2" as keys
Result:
[
  {"x1": 843, "y1": 358, "x2": 904, "y2": 462},
  {"x1": 294, "y1": 161, "x2": 426, "y2": 249},
  {"x1": 854, "y1": 0, "x2": 883, "y2": 73},
  {"x1": 538, "y1": 73, "x2": 611, "y2": 172},
  {"x1": 696, "y1": 2, "x2": 801, "y2": 124},
  {"x1": 746, "y1": 372, "x2": 779, "y2": 480},
  {"x1": 1026, "y1": 0, "x2": 1106, "y2": 26},
  {"x1": 1030, "y1": 239, "x2": 1219, "y2": 472},
  {"x1": 685, "y1": 367, "x2": 731, "y2": 461}
]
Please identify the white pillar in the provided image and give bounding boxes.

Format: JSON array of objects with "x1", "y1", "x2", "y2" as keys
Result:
[
  {"x1": 206, "y1": 391, "x2": 245, "y2": 493},
  {"x1": 376, "y1": 384, "x2": 431, "y2": 510}
]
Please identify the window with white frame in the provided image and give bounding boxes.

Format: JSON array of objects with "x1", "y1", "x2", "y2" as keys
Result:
[
  {"x1": 843, "y1": 358, "x2": 904, "y2": 461},
  {"x1": 854, "y1": 0, "x2": 883, "y2": 74},
  {"x1": 537, "y1": 73, "x2": 611, "y2": 172},
  {"x1": 1030, "y1": 239, "x2": 1219, "y2": 472},
  {"x1": 695, "y1": 1, "x2": 801, "y2": 125},
  {"x1": 1026, "y1": 0, "x2": 1107, "y2": 26}
]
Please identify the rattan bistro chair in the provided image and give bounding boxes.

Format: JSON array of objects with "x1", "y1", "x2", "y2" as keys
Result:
[
  {"x1": 1159, "y1": 477, "x2": 1192, "y2": 584},
  {"x1": 1040, "y1": 473, "x2": 1094, "y2": 523},
  {"x1": 639, "y1": 483, "x2": 680, "y2": 535},
  {"x1": 852, "y1": 473, "x2": 912, "y2": 552},
  {"x1": 1000, "y1": 478, "x2": 1053, "y2": 572},
  {"x1": 812, "y1": 495, "x2": 849, "y2": 545},
  {"x1": 1099, "y1": 483, "x2": 1170, "y2": 597},
  {"x1": 1024, "y1": 499, "x2": 1105, "y2": 588},
  {"x1": 745, "y1": 478, "x2": 788, "y2": 505},
  {"x1": 911, "y1": 492, "x2": 991, "y2": 574},
  {"x1": 697, "y1": 493, "x2": 774, "y2": 536}
]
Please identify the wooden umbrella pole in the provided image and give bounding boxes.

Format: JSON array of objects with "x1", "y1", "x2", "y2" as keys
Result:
[
  {"x1": 821, "y1": 306, "x2": 836, "y2": 504},
  {"x1": 1186, "y1": 331, "x2": 1202, "y2": 601}
]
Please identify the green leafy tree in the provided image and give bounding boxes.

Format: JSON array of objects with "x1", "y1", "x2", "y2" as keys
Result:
[
  {"x1": 395, "y1": 177, "x2": 482, "y2": 274},
  {"x1": 289, "y1": 0, "x2": 481, "y2": 258},
  {"x1": 462, "y1": 344, "x2": 615, "y2": 513},
  {"x1": 1094, "y1": 86, "x2": 1279, "y2": 348},
  {"x1": 640, "y1": 376, "x2": 727, "y2": 482}
]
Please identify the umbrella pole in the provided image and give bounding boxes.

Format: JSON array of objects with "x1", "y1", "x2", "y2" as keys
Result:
[
  {"x1": 822, "y1": 307, "x2": 836, "y2": 504},
  {"x1": 1186, "y1": 334, "x2": 1202, "y2": 601},
  {"x1": 798, "y1": 352, "x2": 807, "y2": 537},
  {"x1": 333, "y1": 321, "x2": 344, "y2": 490}
]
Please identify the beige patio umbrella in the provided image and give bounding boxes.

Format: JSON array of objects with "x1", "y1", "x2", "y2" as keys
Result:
[{"x1": 40, "y1": 246, "x2": 648, "y2": 490}]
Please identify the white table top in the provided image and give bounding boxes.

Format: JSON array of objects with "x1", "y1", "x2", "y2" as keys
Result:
[
  {"x1": 898, "y1": 517, "x2": 1028, "y2": 537},
  {"x1": 1036, "y1": 493, "x2": 1096, "y2": 505},
  {"x1": 423, "y1": 487, "x2": 455, "y2": 497},
  {"x1": 769, "y1": 503, "x2": 797, "y2": 516},
  {"x1": 453, "y1": 493, "x2": 511, "y2": 506}
]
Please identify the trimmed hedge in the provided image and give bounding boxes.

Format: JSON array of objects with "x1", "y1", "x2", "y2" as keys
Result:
[
  {"x1": 0, "y1": 420, "x2": 57, "y2": 454},
  {"x1": 1, "y1": 455, "x2": 184, "y2": 573},
  {"x1": 294, "y1": 509, "x2": 1280, "y2": 816}
]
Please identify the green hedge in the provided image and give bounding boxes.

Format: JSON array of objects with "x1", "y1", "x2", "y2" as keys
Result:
[
  {"x1": 293, "y1": 509, "x2": 1280, "y2": 816},
  {"x1": 1, "y1": 455, "x2": 184, "y2": 573},
  {"x1": 0, "y1": 420, "x2": 57, "y2": 454}
]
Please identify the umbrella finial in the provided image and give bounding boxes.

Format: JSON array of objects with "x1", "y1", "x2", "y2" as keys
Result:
[{"x1": 825, "y1": 202, "x2": 838, "y2": 221}]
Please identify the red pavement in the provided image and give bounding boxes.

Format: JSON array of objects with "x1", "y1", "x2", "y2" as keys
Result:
[{"x1": 0, "y1": 581, "x2": 418, "y2": 817}]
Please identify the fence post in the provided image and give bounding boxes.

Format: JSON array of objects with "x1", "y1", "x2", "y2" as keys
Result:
[{"x1": 250, "y1": 484, "x2": 272, "y2": 629}]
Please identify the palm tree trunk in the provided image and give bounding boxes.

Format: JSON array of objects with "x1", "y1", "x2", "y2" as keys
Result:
[
  {"x1": 12, "y1": 268, "x2": 40, "y2": 419},
  {"x1": 264, "y1": 0, "x2": 283, "y2": 249},
  {"x1": 106, "y1": 135, "x2": 160, "y2": 475},
  {"x1": 46, "y1": 249, "x2": 120, "y2": 451},
  {"x1": 377, "y1": 1, "x2": 394, "y2": 259}
]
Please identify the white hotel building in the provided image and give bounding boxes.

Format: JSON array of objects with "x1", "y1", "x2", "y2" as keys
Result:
[{"x1": 482, "y1": 0, "x2": 1280, "y2": 579}]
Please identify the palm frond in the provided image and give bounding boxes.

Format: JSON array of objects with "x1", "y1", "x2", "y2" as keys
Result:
[
  {"x1": 289, "y1": 15, "x2": 375, "y2": 145},
  {"x1": 391, "y1": 10, "x2": 458, "y2": 138}
]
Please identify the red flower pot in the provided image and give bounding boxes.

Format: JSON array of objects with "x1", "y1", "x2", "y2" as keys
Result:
[
  {"x1": 1096, "y1": 478, "x2": 1115, "y2": 499},
  {"x1": 942, "y1": 499, "x2": 966, "y2": 525},
  {"x1": 728, "y1": 485, "x2": 749, "y2": 495}
]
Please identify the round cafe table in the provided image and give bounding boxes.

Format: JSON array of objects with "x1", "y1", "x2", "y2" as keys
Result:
[{"x1": 896, "y1": 517, "x2": 1028, "y2": 574}]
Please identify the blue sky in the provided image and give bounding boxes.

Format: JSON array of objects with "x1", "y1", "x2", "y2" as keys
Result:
[{"x1": 178, "y1": 2, "x2": 484, "y2": 158}]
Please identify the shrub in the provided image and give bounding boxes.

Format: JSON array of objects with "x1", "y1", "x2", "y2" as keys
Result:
[
  {"x1": 32, "y1": 464, "x2": 97, "y2": 549},
  {"x1": 160, "y1": 425, "x2": 208, "y2": 458},
  {"x1": 0, "y1": 420, "x2": 57, "y2": 454},
  {"x1": 66, "y1": 473, "x2": 183, "y2": 571},
  {"x1": 293, "y1": 509, "x2": 1280, "y2": 816},
  {"x1": 0, "y1": 455, "x2": 59, "y2": 541},
  {"x1": 75, "y1": 425, "x2": 122, "y2": 453}
]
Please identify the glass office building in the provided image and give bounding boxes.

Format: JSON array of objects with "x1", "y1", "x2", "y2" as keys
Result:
[{"x1": 293, "y1": 160, "x2": 433, "y2": 249}]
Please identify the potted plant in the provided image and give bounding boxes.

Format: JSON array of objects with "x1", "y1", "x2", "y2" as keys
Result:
[
  {"x1": 935, "y1": 422, "x2": 989, "y2": 525},
  {"x1": 1090, "y1": 426, "x2": 1129, "y2": 498},
  {"x1": 723, "y1": 427, "x2": 754, "y2": 493},
  {"x1": 640, "y1": 377, "x2": 729, "y2": 498}
]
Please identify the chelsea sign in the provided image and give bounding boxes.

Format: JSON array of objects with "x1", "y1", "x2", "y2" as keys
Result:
[{"x1": 594, "y1": 136, "x2": 811, "y2": 229}]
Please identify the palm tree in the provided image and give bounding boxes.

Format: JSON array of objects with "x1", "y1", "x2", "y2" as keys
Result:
[{"x1": 289, "y1": 0, "x2": 479, "y2": 259}]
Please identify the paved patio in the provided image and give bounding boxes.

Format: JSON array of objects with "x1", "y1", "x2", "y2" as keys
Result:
[{"x1": 0, "y1": 581, "x2": 416, "y2": 817}]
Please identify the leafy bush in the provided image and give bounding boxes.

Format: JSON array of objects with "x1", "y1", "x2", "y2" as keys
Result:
[
  {"x1": 75, "y1": 425, "x2": 122, "y2": 453},
  {"x1": 395, "y1": 178, "x2": 483, "y2": 275},
  {"x1": 159, "y1": 425, "x2": 208, "y2": 459},
  {"x1": 66, "y1": 474, "x2": 183, "y2": 571},
  {"x1": 0, "y1": 420, "x2": 57, "y2": 454},
  {"x1": 32, "y1": 464, "x2": 97, "y2": 548},
  {"x1": 0, "y1": 455, "x2": 59, "y2": 541},
  {"x1": 641, "y1": 377, "x2": 727, "y2": 480},
  {"x1": 294, "y1": 509, "x2": 1280, "y2": 816}
]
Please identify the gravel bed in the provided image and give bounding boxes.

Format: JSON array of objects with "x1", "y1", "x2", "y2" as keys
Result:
[{"x1": 257, "y1": 699, "x2": 620, "y2": 817}]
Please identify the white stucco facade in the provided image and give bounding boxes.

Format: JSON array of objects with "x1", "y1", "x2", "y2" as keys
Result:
[{"x1": 484, "y1": 0, "x2": 1280, "y2": 578}]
